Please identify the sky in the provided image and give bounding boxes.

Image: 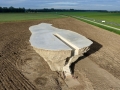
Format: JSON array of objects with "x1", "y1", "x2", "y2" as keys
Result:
[{"x1": 0, "y1": 0, "x2": 120, "y2": 11}]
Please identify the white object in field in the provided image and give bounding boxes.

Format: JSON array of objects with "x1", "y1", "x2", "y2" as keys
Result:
[
  {"x1": 102, "y1": 20, "x2": 105, "y2": 23},
  {"x1": 29, "y1": 23, "x2": 93, "y2": 78}
]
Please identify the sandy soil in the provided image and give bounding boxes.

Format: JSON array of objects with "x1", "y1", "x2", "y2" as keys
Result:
[{"x1": 0, "y1": 17, "x2": 120, "y2": 90}]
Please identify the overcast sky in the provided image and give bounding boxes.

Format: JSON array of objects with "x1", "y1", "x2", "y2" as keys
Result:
[{"x1": 0, "y1": 0, "x2": 120, "y2": 11}]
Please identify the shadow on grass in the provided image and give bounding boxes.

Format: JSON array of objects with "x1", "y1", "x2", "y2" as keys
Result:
[{"x1": 70, "y1": 39, "x2": 102, "y2": 74}]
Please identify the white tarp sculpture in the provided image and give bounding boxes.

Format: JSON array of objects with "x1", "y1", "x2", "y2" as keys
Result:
[{"x1": 29, "y1": 23, "x2": 93, "y2": 87}]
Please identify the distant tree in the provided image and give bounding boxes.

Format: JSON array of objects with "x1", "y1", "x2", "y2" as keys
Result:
[
  {"x1": 18, "y1": 7, "x2": 25, "y2": 12},
  {"x1": 2, "y1": 7, "x2": 8, "y2": 12},
  {"x1": 70, "y1": 9, "x2": 74, "y2": 11},
  {"x1": 0, "y1": 7, "x2": 2, "y2": 12},
  {"x1": 51, "y1": 8, "x2": 54, "y2": 12},
  {"x1": 0, "y1": 6, "x2": 25, "y2": 13},
  {"x1": 9, "y1": 6, "x2": 14, "y2": 12},
  {"x1": 43, "y1": 8, "x2": 49, "y2": 12}
]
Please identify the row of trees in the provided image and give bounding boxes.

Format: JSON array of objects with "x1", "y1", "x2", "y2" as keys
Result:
[
  {"x1": 0, "y1": 6, "x2": 120, "y2": 13},
  {"x1": 0, "y1": 6, "x2": 25, "y2": 12},
  {"x1": 26, "y1": 8, "x2": 108, "y2": 12},
  {"x1": 0, "y1": 6, "x2": 109, "y2": 13}
]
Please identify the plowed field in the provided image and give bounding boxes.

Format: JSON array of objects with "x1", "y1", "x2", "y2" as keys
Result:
[{"x1": 0, "y1": 17, "x2": 120, "y2": 90}]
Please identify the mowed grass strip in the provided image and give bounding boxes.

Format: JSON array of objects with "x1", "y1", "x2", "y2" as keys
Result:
[
  {"x1": 57, "y1": 12, "x2": 120, "y2": 35},
  {"x1": 76, "y1": 17, "x2": 120, "y2": 35},
  {"x1": 58, "y1": 12, "x2": 120, "y2": 23},
  {"x1": 0, "y1": 13, "x2": 63, "y2": 22},
  {"x1": 58, "y1": 12, "x2": 120, "y2": 28}
]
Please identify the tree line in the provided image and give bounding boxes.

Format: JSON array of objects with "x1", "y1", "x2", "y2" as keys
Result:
[
  {"x1": 26, "y1": 8, "x2": 108, "y2": 12},
  {"x1": 0, "y1": 6, "x2": 120, "y2": 13},
  {"x1": 0, "y1": 6, "x2": 25, "y2": 13}
]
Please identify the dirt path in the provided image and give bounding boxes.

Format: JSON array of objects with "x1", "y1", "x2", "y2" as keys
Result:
[{"x1": 0, "y1": 18, "x2": 120, "y2": 90}]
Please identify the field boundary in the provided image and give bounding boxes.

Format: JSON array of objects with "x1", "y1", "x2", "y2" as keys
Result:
[{"x1": 72, "y1": 16, "x2": 120, "y2": 31}]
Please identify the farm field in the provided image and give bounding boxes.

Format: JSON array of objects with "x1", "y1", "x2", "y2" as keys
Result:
[
  {"x1": 58, "y1": 12, "x2": 120, "y2": 23},
  {"x1": 0, "y1": 13, "x2": 120, "y2": 90},
  {"x1": 0, "y1": 13, "x2": 64, "y2": 22},
  {"x1": 58, "y1": 12, "x2": 120, "y2": 29}
]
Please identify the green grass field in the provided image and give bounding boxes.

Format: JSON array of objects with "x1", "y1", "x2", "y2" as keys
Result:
[
  {"x1": 57, "y1": 12, "x2": 120, "y2": 35},
  {"x1": 0, "y1": 13, "x2": 63, "y2": 22},
  {"x1": 0, "y1": 12, "x2": 120, "y2": 35},
  {"x1": 58, "y1": 12, "x2": 120, "y2": 28},
  {"x1": 58, "y1": 12, "x2": 120, "y2": 23}
]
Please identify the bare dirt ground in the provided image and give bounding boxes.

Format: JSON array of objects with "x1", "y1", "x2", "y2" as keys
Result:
[{"x1": 0, "y1": 17, "x2": 120, "y2": 90}]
